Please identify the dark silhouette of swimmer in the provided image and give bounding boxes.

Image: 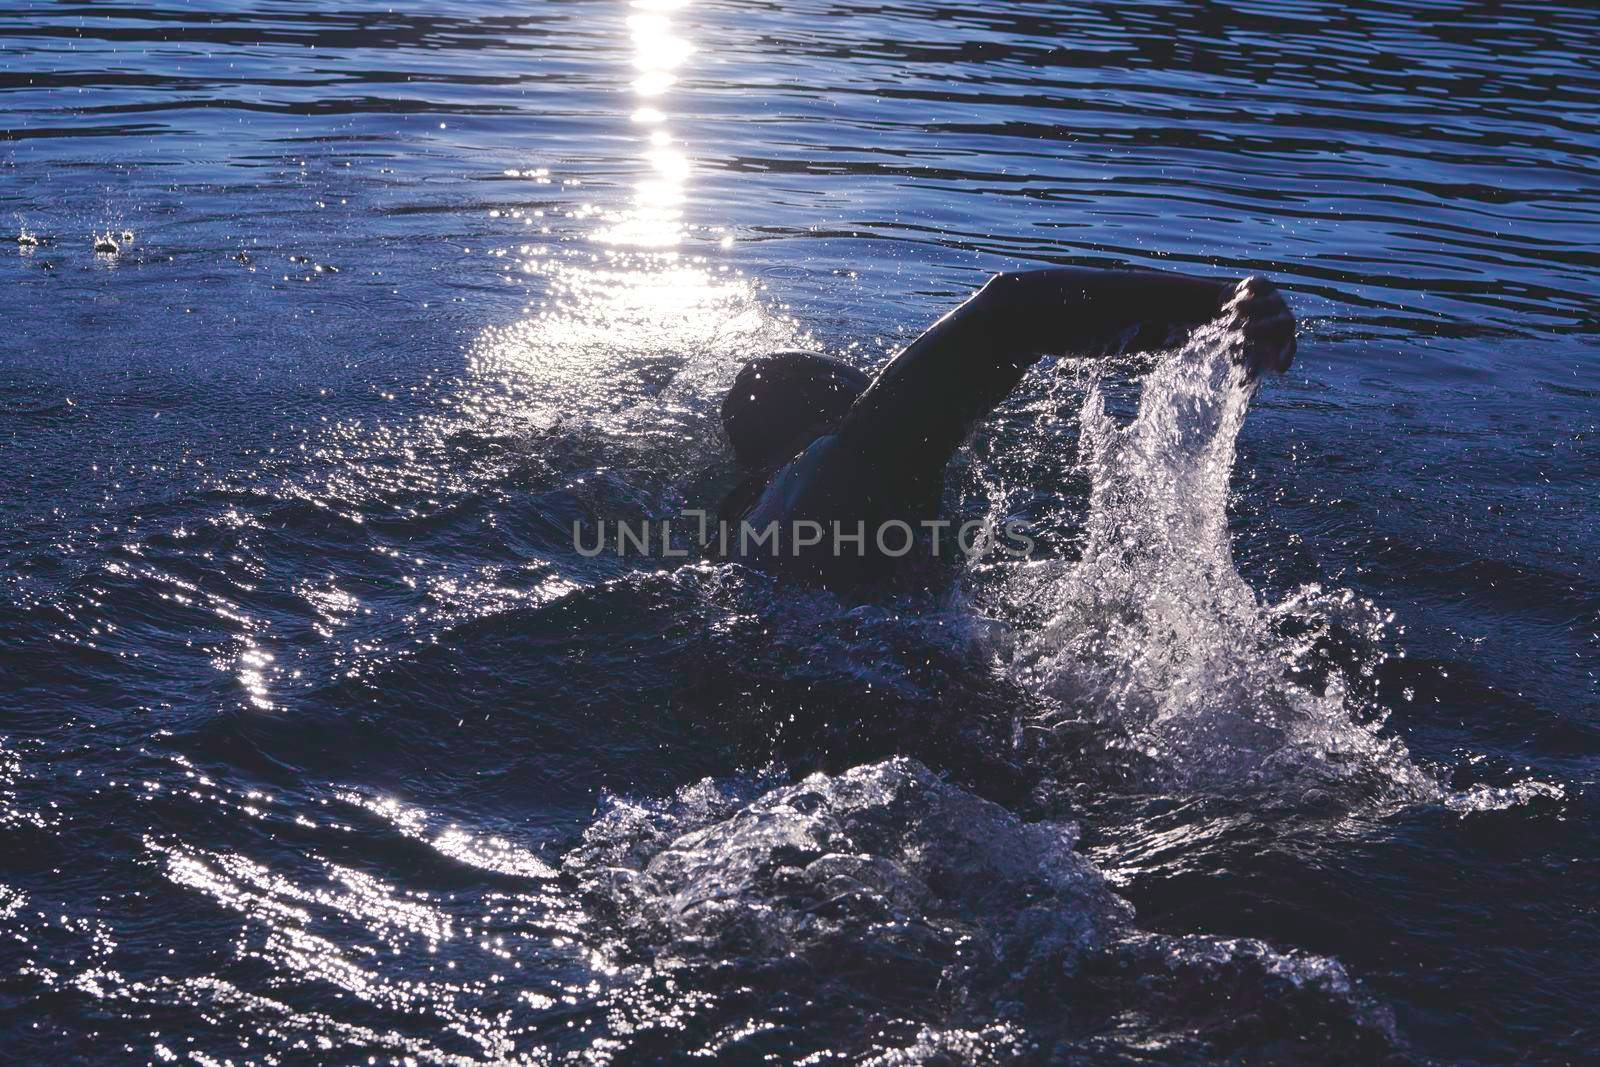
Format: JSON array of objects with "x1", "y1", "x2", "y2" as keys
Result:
[{"x1": 717, "y1": 269, "x2": 1295, "y2": 583}]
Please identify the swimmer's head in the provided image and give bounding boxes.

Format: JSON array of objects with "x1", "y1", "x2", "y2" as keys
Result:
[{"x1": 720, "y1": 351, "x2": 869, "y2": 468}]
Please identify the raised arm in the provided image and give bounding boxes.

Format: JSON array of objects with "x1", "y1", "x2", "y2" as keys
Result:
[{"x1": 835, "y1": 268, "x2": 1293, "y2": 472}]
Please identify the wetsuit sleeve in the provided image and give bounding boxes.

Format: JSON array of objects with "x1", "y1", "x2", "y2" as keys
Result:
[{"x1": 834, "y1": 268, "x2": 1234, "y2": 474}]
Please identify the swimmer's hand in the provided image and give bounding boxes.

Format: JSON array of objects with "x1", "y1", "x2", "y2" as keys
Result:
[{"x1": 1223, "y1": 275, "x2": 1296, "y2": 379}]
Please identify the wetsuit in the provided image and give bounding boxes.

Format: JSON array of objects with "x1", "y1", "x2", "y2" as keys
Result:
[{"x1": 717, "y1": 268, "x2": 1294, "y2": 582}]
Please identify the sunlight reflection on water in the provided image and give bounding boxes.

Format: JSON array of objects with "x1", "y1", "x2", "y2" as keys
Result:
[
  {"x1": 472, "y1": 0, "x2": 801, "y2": 449},
  {"x1": 600, "y1": 0, "x2": 696, "y2": 248}
]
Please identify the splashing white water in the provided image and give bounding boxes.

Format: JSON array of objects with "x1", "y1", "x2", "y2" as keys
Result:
[
  {"x1": 1003, "y1": 324, "x2": 1436, "y2": 799},
  {"x1": 563, "y1": 759, "x2": 1398, "y2": 1062}
]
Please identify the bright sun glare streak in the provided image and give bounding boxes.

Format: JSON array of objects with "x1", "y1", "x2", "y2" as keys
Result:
[
  {"x1": 473, "y1": 0, "x2": 799, "y2": 421},
  {"x1": 596, "y1": 0, "x2": 695, "y2": 247}
]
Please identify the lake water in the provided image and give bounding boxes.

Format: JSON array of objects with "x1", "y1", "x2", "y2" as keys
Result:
[{"x1": 1, "y1": 1, "x2": 1596, "y2": 1063}]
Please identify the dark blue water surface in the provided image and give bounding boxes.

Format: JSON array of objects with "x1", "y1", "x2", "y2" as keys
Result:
[{"x1": 2, "y1": 1, "x2": 1597, "y2": 1063}]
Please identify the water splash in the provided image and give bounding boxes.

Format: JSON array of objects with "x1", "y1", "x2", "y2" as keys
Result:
[
  {"x1": 1002, "y1": 324, "x2": 1437, "y2": 801},
  {"x1": 569, "y1": 757, "x2": 1127, "y2": 966},
  {"x1": 564, "y1": 759, "x2": 1401, "y2": 1062}
]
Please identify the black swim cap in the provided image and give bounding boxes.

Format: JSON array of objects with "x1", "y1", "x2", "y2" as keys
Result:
[{"x1": 720, "y1": 351, "x2": 870, "y2": 468}]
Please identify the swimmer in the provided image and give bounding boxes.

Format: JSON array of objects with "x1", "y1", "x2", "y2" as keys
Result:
[{"x1": 716, "y1": 268, "x2": 1295, "y2": 583}]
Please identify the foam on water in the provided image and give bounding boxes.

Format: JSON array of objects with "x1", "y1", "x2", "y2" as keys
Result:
[
  {"x1": 998, "y1": 325, "x2": 1438, "y2": 801},
  {"x1": 569, "y1": 758, "x2": 1128, "y2": 967},
  {"x1": 566, "y1": 758, "x2": 1400, "y2": 1062}
]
